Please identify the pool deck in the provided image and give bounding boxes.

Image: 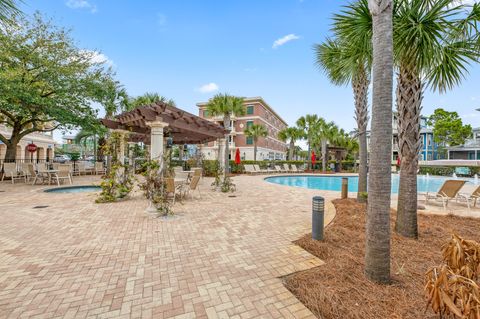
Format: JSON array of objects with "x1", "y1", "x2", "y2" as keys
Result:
[{"x1": 1, "y1": 173, "x2": 478, "y2": 319}]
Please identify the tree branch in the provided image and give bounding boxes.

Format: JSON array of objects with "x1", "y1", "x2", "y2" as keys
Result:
[
  {"x1": 0, "y1": 133, "x2": 8, "y2": 145},
  {"x1": 0, "y1": 109, "x2": 17, "y2": 122},
  {"x1": 18, "y1": 124, "x2": 61, "y2": 139}
]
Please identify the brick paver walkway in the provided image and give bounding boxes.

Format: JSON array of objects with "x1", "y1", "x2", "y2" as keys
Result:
[{"x1": 0, "y1": 175, "x2": 336, "y2": 319}]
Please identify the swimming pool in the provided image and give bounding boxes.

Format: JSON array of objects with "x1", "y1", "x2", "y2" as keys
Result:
[
  {"x1": 264, "y1": 175, "x2": 478, "y2": 194},
  {"x1": 44, "y1": 186, "x2": 101, "y2": 193}
]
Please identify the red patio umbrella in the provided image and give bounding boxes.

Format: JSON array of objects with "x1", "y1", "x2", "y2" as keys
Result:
[
  {"x1": 397, "y1": 156, "x2": 401, "y2": 167},
  {"x1": 311, "y1": 151, "x2": 316, "y2": 168},
  {"x1": 235, "y1": 148, "x2": 241, "y2": 165}
]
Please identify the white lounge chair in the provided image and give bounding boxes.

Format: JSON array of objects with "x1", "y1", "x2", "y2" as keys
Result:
[
  {"x1": 456, "y1": 185, "x2": 480, "y2": 209},
  {"x1": 425, "y1": 180, "x2": 467, "y2": 210},
  {"x1": 244, "y1": 164, "x2": 257, "y2": 175},
  {"x1": 282, "y1": 164, "x2": 292, "y2": 173},
  {"x1": 1, "y1": 162, "x2": 26, "y2": 184},
  {"x1": 95, "y1": 162, "x2": 105, "y2": 175},
  {"x1": 275, "y1": 165, "x2": 286, "y2": 173}
]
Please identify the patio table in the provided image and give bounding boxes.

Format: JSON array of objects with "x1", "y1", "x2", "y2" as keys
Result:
[{"x1": 37, "y1": 169, "x2": 59, "y2": 185}]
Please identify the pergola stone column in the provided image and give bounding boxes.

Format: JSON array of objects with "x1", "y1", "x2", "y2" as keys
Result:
[{"x1": 146, "y1": 120, "x2": 169, "y2": 162}]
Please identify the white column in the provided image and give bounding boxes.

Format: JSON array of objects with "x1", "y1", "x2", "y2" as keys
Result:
[{"x1": 146, "y1": 121, "x2": 168, "y2": 162}]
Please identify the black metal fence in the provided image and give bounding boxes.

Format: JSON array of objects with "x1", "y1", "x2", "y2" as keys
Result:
[{"x1": 0, "y1": 159, "x2": 106, "y2": 179}]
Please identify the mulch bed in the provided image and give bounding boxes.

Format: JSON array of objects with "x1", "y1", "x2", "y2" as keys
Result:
[{"x1": 284, "y1": 199, "x2": 480, "y2": 319}]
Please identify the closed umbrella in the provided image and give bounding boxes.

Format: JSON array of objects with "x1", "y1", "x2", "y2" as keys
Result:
[
  {"x1": 311, "y1": 151, "x2": 316, "y2": 170},
  {"x1": 235, "y1": 148, "x2": 241, "y2": 165}
]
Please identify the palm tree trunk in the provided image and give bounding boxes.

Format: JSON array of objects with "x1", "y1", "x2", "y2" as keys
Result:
[
  {"x1": 365, "y1": 0, "x2": 393, "y2": 284},
  {"x1": 395, "y1": 66, "x2": 422, "y2": 239},
  {"x1": 254, "y1": 142, "x2": 257, "y2": 161},
  {"x1": 353, "y1": 69, "x2": 370, "y2": 200},
  {"x1": 223, "y1": 115, "x2": 231, "y2": 175},
  {"x1": 289, "y1": 140, "x2": 294, "y2": 160},
  {"x1": 322, "y1": 139, "x2": 327, "y2": 172},
  {"x1": 307, "y1": 139, "x2": 311, "y2": 170}
]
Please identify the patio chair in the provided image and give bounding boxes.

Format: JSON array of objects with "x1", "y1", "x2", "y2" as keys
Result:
[
  {"x1": 52, "y1": 164, "x2": 73, "y2": 186},
  {"x1": 52, "y1": 163, "x2": 60, "y2": 171},
  {"x1": 290, "y1": 165, "x2": 300, "y2": 173},
  {"x1": 275, "y1": 165, "x2": 286, "y2": 173},
  {"x1": 456, "y1": 185, "x2": 480, "y2": 209},
  {"x1": 74, "y1": 162, "x2": 86, "y2": 176},
  {"x1": 244, "y1": 164, "x2": 257, "y2": 175},
  {"x1": 185, "y1": 175, "x2": 201, "y2": 199},
  {"x1": 253, "y1": 164, "x2": 266, "y2": 174},
  {"x1": 425, "y1": 180, "x2": 467, "y2": 210},
  {"x1": 19, "y1": 163, "x2": 32, "y2": 180},
  {"x1": 296, "y1": 164, "x2": 306, "y2": 173},
  {"x1": 282, "y1": 164, "x2": 292, "y2": 173},
  {"x1": 95, "y1": 162, "x2": 105, "y2": 175},
  {"x1": 165, "y1": 177, "x2": 180, "y2": 205},
  {"x1": 1, "y1": 162, "x2": 26, "y2": 184},
  {"x1": 27, "y1": 163, "x2": 45, "y2": 185}
]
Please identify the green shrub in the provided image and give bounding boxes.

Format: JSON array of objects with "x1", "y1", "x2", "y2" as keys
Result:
[{"x1": 418, "y1": 166, "x2": 480, "y2": 177}]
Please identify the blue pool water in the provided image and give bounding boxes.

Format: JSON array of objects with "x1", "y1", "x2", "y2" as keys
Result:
[
  {"x1": 44, "y1": 186, "x2": 101, "y2": 193},
  {"x1": 265, "y1": 175, "x2": 477, "y2": 194}
]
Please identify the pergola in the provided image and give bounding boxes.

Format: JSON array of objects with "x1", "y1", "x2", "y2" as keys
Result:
[{"x1": 101, "y1": 102, "x2": 227, "y2": 161}]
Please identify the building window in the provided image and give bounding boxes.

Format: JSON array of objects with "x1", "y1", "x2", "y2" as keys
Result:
[
  {"x1": 246, "y1": 121, "x2": 253, "y2": 129},
  {"x1": 203, "y1": 110, "x2": 209, "y2": 117},
  {"x1": 246, "y1": 105, "x2": 254, "y2": 115},
  {"x1": 246, "y1": 136, "x2": 253, "y2": 145}
]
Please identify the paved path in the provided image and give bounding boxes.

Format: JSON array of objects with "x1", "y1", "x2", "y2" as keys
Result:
[{"x1": 0, "y1": 174, "x2": 336, "y2": 319}]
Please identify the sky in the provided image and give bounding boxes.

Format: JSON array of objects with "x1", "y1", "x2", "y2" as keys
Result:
[{"x1": 18, "y1": 0, "x2": 480, "y2": 143}]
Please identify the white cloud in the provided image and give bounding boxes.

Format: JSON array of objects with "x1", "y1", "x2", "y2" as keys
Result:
[
  {"x1": 80, "y1": 50, "x2": 114, "y2": 67},
  {"x1": 65, "y1": 0, "x2": 97, "y2": 13},
  {"x1": 196, "y1": 83, "x2": 219, "y2": 93},
  {"x1": 272, "y1": 34, "x2": 300, "y2": 49}
]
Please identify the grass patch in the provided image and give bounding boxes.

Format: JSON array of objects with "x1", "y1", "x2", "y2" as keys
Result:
[{"x1": 284, "y1": 199, "x2": 480, "y2": 319}]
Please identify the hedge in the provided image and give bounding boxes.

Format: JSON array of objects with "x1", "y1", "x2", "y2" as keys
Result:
[{"x1": 418, "y1": 166, "x2": 480, "y2": 177}]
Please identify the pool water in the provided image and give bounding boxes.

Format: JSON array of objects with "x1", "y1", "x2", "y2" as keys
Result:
[
  {"x1": 265, "y1": 175, "x2": 478, "y2": 194},
  {"x1": 44, "y1": 186, "x2": 101, "y2": 193}
]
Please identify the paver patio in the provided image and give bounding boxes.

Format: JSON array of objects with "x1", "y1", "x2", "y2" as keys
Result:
[{"x1": 0, "y1": 175, "x2": 337, "y2": 319}]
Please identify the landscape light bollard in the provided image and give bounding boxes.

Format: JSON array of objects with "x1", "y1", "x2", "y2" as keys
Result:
[
  {"x1": 312, "y1": 196, "x2": 325, "y2": 241},
  {"x1": 341, "y1": 177, "x2": 348, "y2": 199}
]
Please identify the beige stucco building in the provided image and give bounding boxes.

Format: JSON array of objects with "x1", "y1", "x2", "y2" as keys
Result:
[
  {"x1": 0, "y1": 124, "x2": 56, "y2": 162},
  {"x1": 197, "y1": 97, "x2": 288, "y2": 161}
]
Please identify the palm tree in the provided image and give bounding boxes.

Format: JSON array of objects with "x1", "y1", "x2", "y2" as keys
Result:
[
  {"x1": 128, "y1": 92, "x2": 176, "y2": 110},
  {"x1": 365, "y1": 0, "x2": 394, "y2": 284},
  {"x1": 101, "y1": 80, "x2": 129, "y2": 119},
  {"x1": 312, "y1": 119, "x2": 338, "y2": 172},
  {"x1": 393, "y1": 0, "x2": 480, "y2": 239},
  {"x1": 296, "y1": 114, "x2": 319, "y2": 169},
  {"x1": 0, "y1": 0, "x2": 20, "y2": 25},
  {"x1": 315, "y1": 1, "x2": 372, "y2": 199},
  {"x1": 75, "y1": 126, "x2": 107, "y2": 161},
  {"x1": 206, "y1": 94, "x2": 245, "y2": 173},
  {"x1": 245, "y1": 124, "x2": 268, "y2": 161},
  {"x1": 278, "y1": 127, "x2": 304, "y2": 160}
]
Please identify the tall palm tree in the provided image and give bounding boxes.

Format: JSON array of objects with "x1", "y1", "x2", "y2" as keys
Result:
[
  {"x1": 296, "y1": 114, "x2": 319, "y2": 169},
  {"x1": 206, "y1": 94, "x2": 245, "y2": 173},
  {"x1": 245, "y1": 124, "x2": 268, "y2": 161},
  {"x1": 278, "y1": 127, "x2": 304, "y2": 160},
  {"x1": 128, "y1": 92, "x2": 176, "y2": 110},
  {"x1": 101, "y1": 80, "x2": 129, "y2": 119},
  {"x1": 315, "y1": 0, "x2": 372, "y2": 199},
  {"x1": 364, "y1": 0, "x2": 394, "y2": 284},
  {"x1": 393, "y1": 0, "x2": 480, "y2": 239}
]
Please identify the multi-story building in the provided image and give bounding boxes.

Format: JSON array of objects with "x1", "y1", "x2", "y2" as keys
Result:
[
  {"x1": 197, "y1": 97, "x2": 288, "y2": 161},
  {"x1": 0, "y1": 124, "x2": 56, "y2": 161},
  {"x1": 366, "y1": 113, "x2": 439, "y2": 163},
  {"x1": 447, "y1": 127, "x2": 480, "y2": 160}
]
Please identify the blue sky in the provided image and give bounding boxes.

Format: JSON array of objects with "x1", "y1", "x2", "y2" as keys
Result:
[{"x1": 20, "y1": 0, "x2": 480, "y2": 138}]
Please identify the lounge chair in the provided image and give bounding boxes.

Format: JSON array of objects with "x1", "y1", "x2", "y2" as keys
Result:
[
  {"x1": 52, "y1": 164, "x2": 73, "y2": 186},
  {"x1": 296, "y1": 164, "x2": 306, "y2": 173},
  {"x1": 275, "y1": 165, "x2": 286, "y2": 173},
  {"x1": 244, "y1": 164, "x2": 257, "y2": 175},
  {"x1": 456, "y1": 185, "x2": 480, "y2": 209},
  {"x1": 1, "y1": 162, "x2": 26, "y2": 184},
  {"x1": 282, "y1": 163, "x2": 292, "y2": 173},
  {"x1": 425, "y1": 180, "x2": 467, "y2": 209},
  {"x1": 254, "y1": 164, "x2": 273, "y2": 174}
]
